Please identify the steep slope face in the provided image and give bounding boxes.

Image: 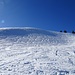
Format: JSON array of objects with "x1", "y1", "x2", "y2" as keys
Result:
[{"x1": 0, "y1": 27, "x2": 75, "y2": 75}]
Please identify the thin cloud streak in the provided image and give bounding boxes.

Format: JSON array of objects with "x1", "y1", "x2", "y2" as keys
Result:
[{"x1": 0, "y1": 0, "x2": 11, "y2": 12}]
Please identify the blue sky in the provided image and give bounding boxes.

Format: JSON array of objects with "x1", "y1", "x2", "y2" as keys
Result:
[{"x1": 0, "y1": 0, "x2": 75, "y2": 32}]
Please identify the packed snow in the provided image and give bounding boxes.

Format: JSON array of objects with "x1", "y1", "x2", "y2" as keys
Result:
[{"x1": 0, "y1": 27, "x2": 75, "y2": 75}]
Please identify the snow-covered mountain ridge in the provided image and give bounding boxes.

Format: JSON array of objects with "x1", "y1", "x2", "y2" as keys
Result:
[{"x1": 0, "y1": 27, "x2": 75, "y2": 75}]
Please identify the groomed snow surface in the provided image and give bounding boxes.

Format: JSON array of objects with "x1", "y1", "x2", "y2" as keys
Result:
[{"x1": 0, "y1": 27, "x2": 75, "y2": 75}]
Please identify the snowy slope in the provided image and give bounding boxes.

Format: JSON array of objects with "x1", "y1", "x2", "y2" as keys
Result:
[{"x1": 0, "y1": 27, "x2": 75, "y2": 75}]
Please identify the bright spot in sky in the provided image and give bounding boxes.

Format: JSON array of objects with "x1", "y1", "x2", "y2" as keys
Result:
[{"x1": 1, "y1": 20, "x2": 5, "y2": 23}]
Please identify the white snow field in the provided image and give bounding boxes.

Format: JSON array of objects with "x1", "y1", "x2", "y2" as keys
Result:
[{"x1": 0, "y1": 27, "x2": 75, "y2": 75}]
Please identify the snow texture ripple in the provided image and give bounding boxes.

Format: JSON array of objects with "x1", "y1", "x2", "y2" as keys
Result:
[{"x1": 0, "y1": 27, "x2": 75, "y2": 75}]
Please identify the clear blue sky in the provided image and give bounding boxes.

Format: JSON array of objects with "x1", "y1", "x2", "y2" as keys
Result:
[{"x1": 0, "y1": 0, "x2": 75, "y2": 32}]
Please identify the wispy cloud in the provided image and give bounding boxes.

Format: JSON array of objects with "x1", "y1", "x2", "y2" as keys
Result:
[
  {"x1": 0, "y1": 0, "x2": 11, "y2": 12},
  {"x1": 0, "y1": 0, "x2": 4, "y2": 10}
]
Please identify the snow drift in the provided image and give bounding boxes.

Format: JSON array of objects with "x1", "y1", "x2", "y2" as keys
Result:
[{"x1": 0, "y1": 27, "x2": 75, "y2": 75}]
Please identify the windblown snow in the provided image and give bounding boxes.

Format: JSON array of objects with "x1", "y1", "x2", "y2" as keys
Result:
[{"x1": 0, "y1": 27, "x2": 75, "y2": 75}]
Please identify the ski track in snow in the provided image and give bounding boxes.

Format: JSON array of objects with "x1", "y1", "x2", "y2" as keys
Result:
[{"x1": 0, "y1": 28, "x2": 75, "y2": 75}]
